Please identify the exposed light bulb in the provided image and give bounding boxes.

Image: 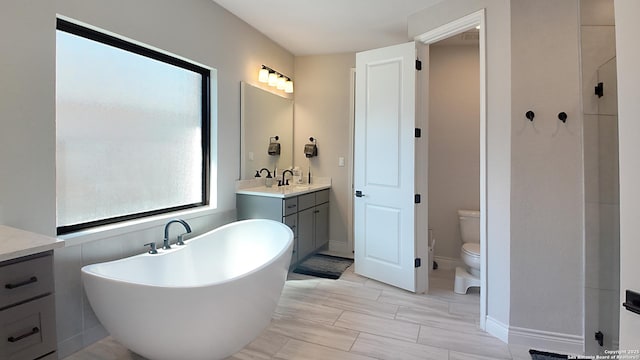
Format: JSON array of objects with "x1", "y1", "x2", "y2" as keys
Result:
[{"x1": 258, "y1": 67, "x2": 269, "y2": 83}]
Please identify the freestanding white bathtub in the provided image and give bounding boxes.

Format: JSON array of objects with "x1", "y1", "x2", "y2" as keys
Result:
[{"x1": 81, "y1": 219, "x2": 294, "y2": 360}]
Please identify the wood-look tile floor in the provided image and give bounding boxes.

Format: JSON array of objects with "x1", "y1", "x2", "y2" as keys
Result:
[{"x1": 64, "y1": 267, "x2": 535, "y2": 360}]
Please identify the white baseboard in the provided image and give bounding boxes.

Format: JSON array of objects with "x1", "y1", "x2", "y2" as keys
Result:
[
  {"x1": 434, "y1": 255, "x2": 464, "y2": 270},
  {"x1": 486, "y1": 316, "x2": 509, "y2": 343},
  {"x1": 509, "y1": 325, "x2": 584, "y2": 355},
  {"x1": 483, "y1": 317, "x2": 584, "y2": 355}
]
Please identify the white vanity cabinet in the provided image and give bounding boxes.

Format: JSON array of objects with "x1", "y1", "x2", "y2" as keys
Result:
[
  {"x1": 0, "y1": 226, "x2": 63, "y2": 360},
  {"x1": 237, "y1": 188, "x2": 330, "y2": 266}
]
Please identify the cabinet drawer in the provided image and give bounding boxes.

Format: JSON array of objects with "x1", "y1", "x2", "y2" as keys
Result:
[
  {"x1": 283, "y1": 214, "x2": 298, "y2": 237},
  {"x1": 283, "y1": 198, "x2": 298, "y2": 216},
  {"x1": 315, "y1": 189, "x2": 330, "y2": 204},
  {"x1": 0, "y1": 295, "x2": 56, "y2": 360},
  {"x1": 0, "y1": 254, "x2": 53, "y2": 309},
  {"x1": 298, "y1": 193, "x2": 316, "y2": 210}
]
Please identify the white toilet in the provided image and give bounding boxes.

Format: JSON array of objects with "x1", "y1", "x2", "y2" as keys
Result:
[{"x1": 454, "y1": 209, "x2": 481, "y2": 294}]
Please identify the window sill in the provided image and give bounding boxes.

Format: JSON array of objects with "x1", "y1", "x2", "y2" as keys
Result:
[{"x1": 58, "y1": 205, "x2": 222, "y2": 247}]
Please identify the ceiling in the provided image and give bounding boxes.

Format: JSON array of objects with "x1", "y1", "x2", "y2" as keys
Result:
[{"x1": 212, "y1": 0, "x2": 445, "y2": 56}]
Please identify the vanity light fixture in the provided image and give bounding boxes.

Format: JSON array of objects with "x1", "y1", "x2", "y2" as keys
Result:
[
  {"x1": 276, "y1": 75, "x2": 286, "y2": 90},
  {"x1": 268, "y1": 71, "x2": 278, "y2": 86},
  {"x1": 258, "y1": 65, "x2": 269, "y2": 83},
  {"x1": 258, "y1": 65, "x2": 294, "y2": 94},
  {"x1": 285, "y1": 78, "x2": 294, "y2": 93}
]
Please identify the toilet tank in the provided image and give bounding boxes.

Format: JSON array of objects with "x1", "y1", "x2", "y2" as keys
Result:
[{"x1": 458, "y1": 209, "x2": 480, "y2": 244}]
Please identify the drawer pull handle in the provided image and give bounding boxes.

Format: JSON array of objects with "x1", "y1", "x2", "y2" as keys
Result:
[
  {"x1": 5, "y1": 276, "x2": 38, "y2": 289},
  {"x1": 287, "y1": 205, "x2": 297, "y2": 209},
  {"x1": 8, "y1": 327, "x2": 40, "y2": 343}
]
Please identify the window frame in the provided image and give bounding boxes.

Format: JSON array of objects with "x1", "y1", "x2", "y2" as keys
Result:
[{"x1": 56, "y1": 18, "x2": 211, "y2": 235}]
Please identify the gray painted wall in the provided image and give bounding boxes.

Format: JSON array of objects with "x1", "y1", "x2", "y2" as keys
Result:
[
  {"x1": 428, "y1": 44, "x2": 480, "y2": 261},
  {"x1": 1, "y1": 0, "x2": 294, "y2": 357},
  {"x1": 509, "y1": 0, "x2": 584, "y2": 336},
  {"x1": 293, "y1": 53, "x2": 356, "y2": 254}
]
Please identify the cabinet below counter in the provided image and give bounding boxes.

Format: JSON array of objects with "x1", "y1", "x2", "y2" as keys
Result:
[
  {"x1": 0, "y1": 225, "x2": 62, "y2": 360},
  {"x1": 237, "y1": 188, "x2": 329, "y2": 267}
]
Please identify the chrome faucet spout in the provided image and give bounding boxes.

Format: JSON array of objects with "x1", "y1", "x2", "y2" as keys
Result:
[{"x1": 163, "y1": 219, "x2": 192, "y2": 249}]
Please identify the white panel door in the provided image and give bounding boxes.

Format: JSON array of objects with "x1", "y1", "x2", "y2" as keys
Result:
[{"x1": 354, "y1": 42, "x2": 417, "y2": 292}]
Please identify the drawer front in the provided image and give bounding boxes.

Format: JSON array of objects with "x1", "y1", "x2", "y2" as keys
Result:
[
  {"x1": 0, "y1": 295, "x2": 56, "y2": 360},
  {"x1": 0, "y1": 255, "x2": 53, "y2": 309},
  {"x1": 283, "y1": 214, "x2": 298, "y2": 237},
  {"x1": 283, "y1": 198, "x2": 298, "y2": 216},
  {"x1": 315, "y1": 189, "x2": 330, "y2": 204},
  {"x1": 298, "y1": 193, "x2": 316, "y2": 210}
]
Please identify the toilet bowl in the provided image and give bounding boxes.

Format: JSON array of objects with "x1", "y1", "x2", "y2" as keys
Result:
[
  {"x1": 454, "y1": 209, "x2": 480, "y2": 294},
  {"x1": 461, "y1": 242, "x2": 480, "y2": 277}
]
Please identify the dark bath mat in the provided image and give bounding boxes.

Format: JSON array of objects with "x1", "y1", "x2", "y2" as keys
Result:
[
  {"x1": 293, "y1": 254, "x2": 353, "y2": 279},
  {"x1": 529, "y1": 349, "x2": 589, "y2": 360}
]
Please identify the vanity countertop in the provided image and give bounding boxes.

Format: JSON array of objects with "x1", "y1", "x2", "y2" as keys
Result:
[
  {"x1": 236, "y1": 184, "x2": 331, "y2": 199},
  {"x1": 0, "y1": 225, "x2": 64, "y2": 262}
]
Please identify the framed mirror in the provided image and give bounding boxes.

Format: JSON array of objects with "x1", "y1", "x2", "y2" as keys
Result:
[{"x1": 240, "y1": 82, "x2": 294, "y2": 179}]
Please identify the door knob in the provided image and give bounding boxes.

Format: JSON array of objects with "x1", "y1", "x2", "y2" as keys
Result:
[{"x1": 355, "y1": 190, "x2": 365, "y2": 197}]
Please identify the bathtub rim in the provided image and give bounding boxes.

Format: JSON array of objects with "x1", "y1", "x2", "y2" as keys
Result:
[{"x1": 81, "y1": 219, "x2": 293, "y2": 289}]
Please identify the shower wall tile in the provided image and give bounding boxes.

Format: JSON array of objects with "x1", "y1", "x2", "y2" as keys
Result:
[
  {"x1": 597, "y1": 288, "x2": 620, "y2": 350},
  {"x1": 584, "y1": 202, "x2": 600, "y2": 289},
  {"x1": 583, "y1": 114, "x2": 600, "y2": 204},
  {"x1": 598, "y1": 203, "x2": 620, "y2": 291},
  {"x1": 597, "y1": 59, "x2": 618, "y2": 116},
  {"x1": 584, "y1": 286, "x2": 600, "y2": 355},
  {"x1": 598, "y1": 115, "x2": 619, "y2": 204},
  {"x1": 581, "y1": 26, "x2": 616, "y2": 115},
  {"x1": 580, "y1": 0, "x2": 615, "y2": 26}
]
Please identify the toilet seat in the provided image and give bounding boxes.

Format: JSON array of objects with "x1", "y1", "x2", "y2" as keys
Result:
[{"x1": 461, "y1": 243, "x2": 480, "y2": 257}]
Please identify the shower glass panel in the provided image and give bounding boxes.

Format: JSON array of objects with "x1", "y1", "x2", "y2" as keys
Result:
[{"x1": 594, "y1": 56, "x2": 619, "y2": 352}]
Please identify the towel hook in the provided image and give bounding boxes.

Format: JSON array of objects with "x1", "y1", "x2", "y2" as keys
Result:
[
  {"x1": 558, "y1": 112, "x2": 568, "y2": 123},
  {"x1": 525, "y1": 110, "x2": 535, "y2": 122}
]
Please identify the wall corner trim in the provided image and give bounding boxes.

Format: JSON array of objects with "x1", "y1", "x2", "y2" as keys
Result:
[{"x1": 486, "y1": 316, "x2": 509, "y2": 343}]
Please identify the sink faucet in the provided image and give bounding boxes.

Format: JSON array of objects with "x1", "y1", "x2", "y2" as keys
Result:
[
  {"x1": 163, "y1": 219, "x2": 192, "y2": 249},
  {"x1": 280, "y1": 169, "x2": 294, "y2": 186},
  {"x1": 255, "y1": 168, "x2": 273, "y2": 178}
]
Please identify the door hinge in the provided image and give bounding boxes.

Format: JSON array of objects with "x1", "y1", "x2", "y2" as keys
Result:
[
  {"x1": 415, "y1": 59, "x2": 422, "y2": 71},
  {"x1": 414, "y1": 194, "x2": 421, "y2": 204},
  {"x1": 415, "y1": 258, "x2": 421, "y2": 268},
  {"x1": 415, "y1": 128, "x2": 421, "y2": 138}
]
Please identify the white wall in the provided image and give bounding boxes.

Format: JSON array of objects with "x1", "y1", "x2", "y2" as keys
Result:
[
  {"x1": 509, "y1": 0, "x2": 584, "y2": 344},
  {"x1": 293, "y1": 53, "x2": 356, "y2": 254},
  {"x1": 408, "y1": 0, "x2": 513, "y2": 334},
  {"x1": 614, "y1": 0, "x2": 640, "y2": 349},
  {"x1": 428, "y1": 44, "x2": 480, "y2": 261},
  {"x1": 1, "y1": 0, "x2": 294, "y2": 357}
]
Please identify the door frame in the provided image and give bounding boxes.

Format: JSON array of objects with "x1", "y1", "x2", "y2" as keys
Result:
[{"x1": 414, "y1": 9, "x2": 488, "y2": 330}]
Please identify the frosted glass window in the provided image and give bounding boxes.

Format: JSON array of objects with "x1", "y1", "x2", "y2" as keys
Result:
[{"x1": 56, "y1": 19, "x2": 210, "y2": 234}]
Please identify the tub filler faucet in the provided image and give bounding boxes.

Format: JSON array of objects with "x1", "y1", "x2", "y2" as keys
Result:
[{"x1": 163, "y1": 219, "x2": 192, "y2": 249}]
